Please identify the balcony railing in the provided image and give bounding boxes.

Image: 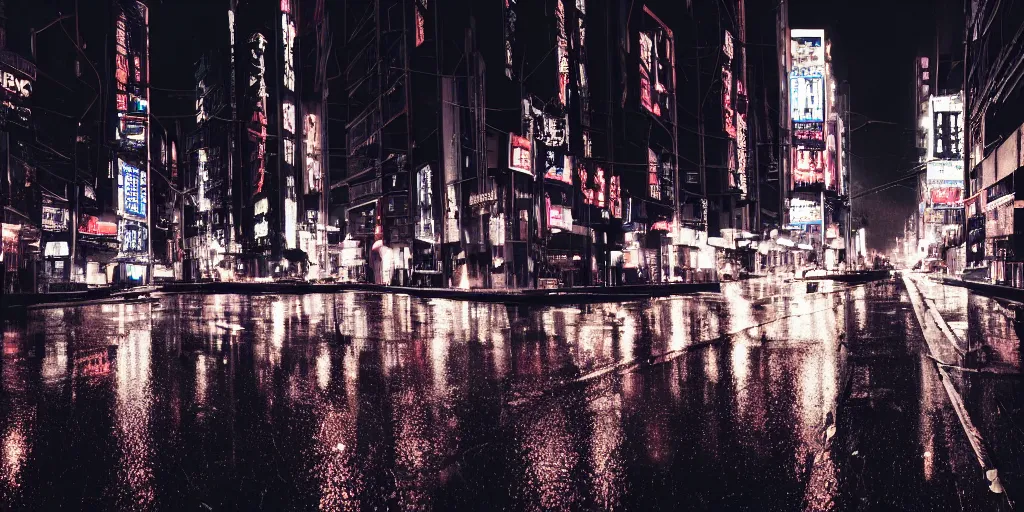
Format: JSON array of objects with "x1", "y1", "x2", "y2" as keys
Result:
[{"x1": 348, "y1": 179, "x2": 381, "y2": 203}]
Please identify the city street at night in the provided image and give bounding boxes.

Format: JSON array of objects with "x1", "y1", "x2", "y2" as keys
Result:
[
  {"x1": 1, "y1": 277, "x2": 1018, "y2": 510},
  {"x1": 3, "y1": 0, "x2": 1024, "y2": 509}
]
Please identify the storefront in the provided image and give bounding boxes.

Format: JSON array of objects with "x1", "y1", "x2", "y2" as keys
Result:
[{"x1": 2, "y1": 219, "x2": 42, "y2": 294}]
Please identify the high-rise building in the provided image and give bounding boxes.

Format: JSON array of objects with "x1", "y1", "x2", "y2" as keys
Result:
[
  {"x1": 965, "y1": 0, "x2": 1024, "y2": 286},
  {"x1": 782, "y1": 27, "x2": 851, "y2": 271},
  {"x1": 180, "y1": 0, "x2": 331, "y2": 281},
  {"x1": 109, "y1": 0, "x2": 152, "y2": 286}
]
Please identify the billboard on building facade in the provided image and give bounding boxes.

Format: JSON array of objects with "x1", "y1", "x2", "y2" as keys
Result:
[
  {"x1": 927, "y1": 160, "x2": 964, "y2": 182},
  {"x1": 791, "y1": 148, "x2": 825, "y2": 188},
  {"x1": 509, "y1": 133, "x2": 532, "y2": 174},
  {"x1": 789, "y1": 198, "x2": 822, "y2": 225},
  {"x1": 929, "y1": 94, "x2": 963, "y2": 161},
  {"x1": 789, "y1": 30, "x2": 825, "y2": 127},
  {"x1": 545, "y1": 150, "x2": 573, "y2": 184},
  {"x1": 790, "y1": 76, "x2": 824, "y2": 123},
  {"x1": 118, "y1": 159, "x2": 147, "y2": 220},
  {"x1": 790, "y1": 30, "x2": 825, "y2": 76},
  {"x1": 929, "y1": 181, "x2": 963, "y2": 208},
  {"x1": 793, "y1": 121, "x2": 825, "y2": 149},
  {"x1": 548, "y1": 203, "x2": 573, "y2": 231}
]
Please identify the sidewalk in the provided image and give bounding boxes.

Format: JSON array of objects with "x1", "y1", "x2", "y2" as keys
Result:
[
  {"x1": 904, "y1": 273, "x2": 1022, "y2": 507},
  {"x1": 936, "y1": 274, "x2": 1024, "y2": 302},
  {"x1": 159, "y1": 280, "x2": 722, "y2": 304},
  {"x1": 1, "y1": 285, "x2": 161, "y2": 310}
]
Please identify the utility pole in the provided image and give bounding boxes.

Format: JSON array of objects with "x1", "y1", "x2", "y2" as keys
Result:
[{"x1": 776, "y1": 0, "x2": 789, "y2": 232}]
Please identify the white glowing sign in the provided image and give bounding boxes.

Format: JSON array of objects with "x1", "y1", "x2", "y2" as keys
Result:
[
  {"x1": 284, "y1": 139, "x2": 295, "y2": 166},
  {"x1": 926, "y1": 160, "x2": 963, "y2": 182},
  {"x1": 283, "y1": 101, "x2": 295, "y2": 134},
  {"x1": 254, "y1": 198, "x2": 270, "y2": 216},
  {"x1": 1, "y1": 71, "x2": 32, "y2": 98},
  {"x1": 44, "y1": 241, "x2": 70, "y2": 258},
  {"x1": 789, "y1": 198, "x2": 821, "y2": 225},
  {"x1": 790, "y1": 29, "x2": 826, "y2": 124},
  {"x1": 254, "y1": 220, "x2": 269, "y2": 239},
  {"x1": 285, "y1": 197, "x2": 297, "y2": 249},
  {"x1": 305, "y1": 113, "x2": 322, "y2": 191},
  {"x1": 790, "y1": 30, "x2": 825, "y2": 77},
  {"x1": 282, "y1": 13, "x2": 296, "y2": 91}
]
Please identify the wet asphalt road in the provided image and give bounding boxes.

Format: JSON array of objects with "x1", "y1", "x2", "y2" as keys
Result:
[{"x1": 0, "y1": 278, "x2": 1013, "y2": 510}]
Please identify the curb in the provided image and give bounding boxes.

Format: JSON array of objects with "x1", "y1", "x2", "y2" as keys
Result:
[{"x1": 902, "y1": 275, "x2": 1009, "y2": 501}]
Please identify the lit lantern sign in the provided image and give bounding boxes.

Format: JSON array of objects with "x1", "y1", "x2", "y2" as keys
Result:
[
  {"x1": 509, "y1": 133, "x2": 532, "y2": 174},
  {"x1": 118, "y1": 159, "x2": 147, "y2": 220}
]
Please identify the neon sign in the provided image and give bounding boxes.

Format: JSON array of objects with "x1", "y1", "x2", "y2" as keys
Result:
[
  {"x1": 282, "y1": 13, "x2": 296, "y2": 91},
  {"x1": 509, "y1": 133, "x2": 532, "y2": 174},
  {"x1": 248, "y1": 33, "x2": 268, "y2": 198},
  {"x1": 119, "y1": 159, "x2": 147, "y2": 219}
]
